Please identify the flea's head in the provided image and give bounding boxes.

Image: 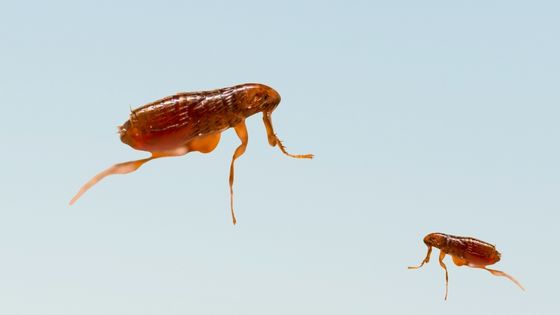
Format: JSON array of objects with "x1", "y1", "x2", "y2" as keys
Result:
[
  {"x1": 242, "y1": 83, "x2": 281, "y2": 116},
  {"x1": 423, "y1": 233, "x2": 448, "y2": 248}
]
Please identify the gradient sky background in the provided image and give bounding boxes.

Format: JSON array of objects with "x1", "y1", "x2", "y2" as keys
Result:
[{"x1": 1, "y1": 1, "x2": 559, "y2": 314}]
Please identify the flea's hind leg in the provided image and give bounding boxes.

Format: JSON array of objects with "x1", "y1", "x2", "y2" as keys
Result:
[
  {"x1": 483, "y1": 267, "x2": 525, "y2": 291},
  {"x1": 438, "y1": 251, "x2": 449, "y2": 300},
  {"x1": 408, "y1": 245, "x2": 433, "y2": 270},
  {"x1": 262, "y1": 112, "x2": 313, "y2": 159},
  {"x1": 186, "y1": 132, "x2": 221, "y2": 153},
  {"x1": 69, "y1": 147, "x2": 190, "y2": 205},
  {"x1": 452, "y1": 255, "x2": 468, "y2": 266},
  {"x1": 227, "y1": 120, "x2": 249, "y2": 225}
]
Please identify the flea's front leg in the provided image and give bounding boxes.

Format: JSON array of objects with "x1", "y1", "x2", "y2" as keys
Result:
[
  {"x1": 408, "y1": 245, "x2": 433, "y2": 270},
  {"x1": 262, "y1": 112, "x2": 313, "y2": 159}
]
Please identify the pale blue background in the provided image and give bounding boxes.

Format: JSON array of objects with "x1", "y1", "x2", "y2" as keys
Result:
[{"x1": 0, "y1": 1, "x2": 558, "y2": 314}]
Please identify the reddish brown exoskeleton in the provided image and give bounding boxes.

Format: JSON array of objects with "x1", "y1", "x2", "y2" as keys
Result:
[
  {"x1": 408, "y1": 232, "x2": 525, "y2": 300},
  {"x1": 69, "y1": 83, "x2": 313, "y2": 224}
]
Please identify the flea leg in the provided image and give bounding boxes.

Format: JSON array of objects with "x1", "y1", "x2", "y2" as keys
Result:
[
  {"x1": 438, "y1": 251, "x2": 449, "y2": 300},
  {"x1": 69, "y1": 146, "x2": 190, "y2": 205},
  {"x1": 482, "y1": 267, "x2": 525, "y2": 291},
  {"x1": 451, "y1": 255, "x2": 468, "y2": 267},
  {"x1": 262, "y1": 112, "x2": 313, "y2": 159},
  {"x1": 227, "y1": 120, "x2": 249, "y2": 225},
  {"x1": 408, "y1": 245, "x2": 432, "y2": 269},
  {"x1": 186, "y1": 132, "x2": 221, "y2": 154}
]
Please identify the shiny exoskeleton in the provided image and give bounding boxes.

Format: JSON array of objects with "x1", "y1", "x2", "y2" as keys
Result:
[
  {"x1": 70, "y1": 83, "x2": 313, "y2": 224},
  {"x1": 408, "y1": 232, "x2": 524, "y2": 300}
]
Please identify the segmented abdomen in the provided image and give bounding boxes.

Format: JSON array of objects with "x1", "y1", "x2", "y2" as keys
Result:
[
  {"x1": 131, "y1": 86, "x2": 243, "y2": 142},
  {"x1": 446, "y1": 235, "x2": 500, "y2": 265}
]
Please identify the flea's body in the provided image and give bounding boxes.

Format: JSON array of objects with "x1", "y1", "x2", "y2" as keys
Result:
[
  {"x1": 121, "y1": 84, "x2": 274, "y2": 152},
  {"x1": 408, "y1": 232, "x2": 524, "y2": 300},
  {"x1": 70, "y1": 83, "x2": 313, "y2": 224},
  {"x1": 426, "y1": 233, "x2": 501, "y2": 267}
]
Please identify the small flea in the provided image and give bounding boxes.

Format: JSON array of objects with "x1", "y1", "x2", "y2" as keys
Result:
[
  {"x1": 408, "y1": 232, "x2": 525, "y2": 300},
  {"x1": 69, "y1": 83, "x2": 313, "y2": 224}
]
